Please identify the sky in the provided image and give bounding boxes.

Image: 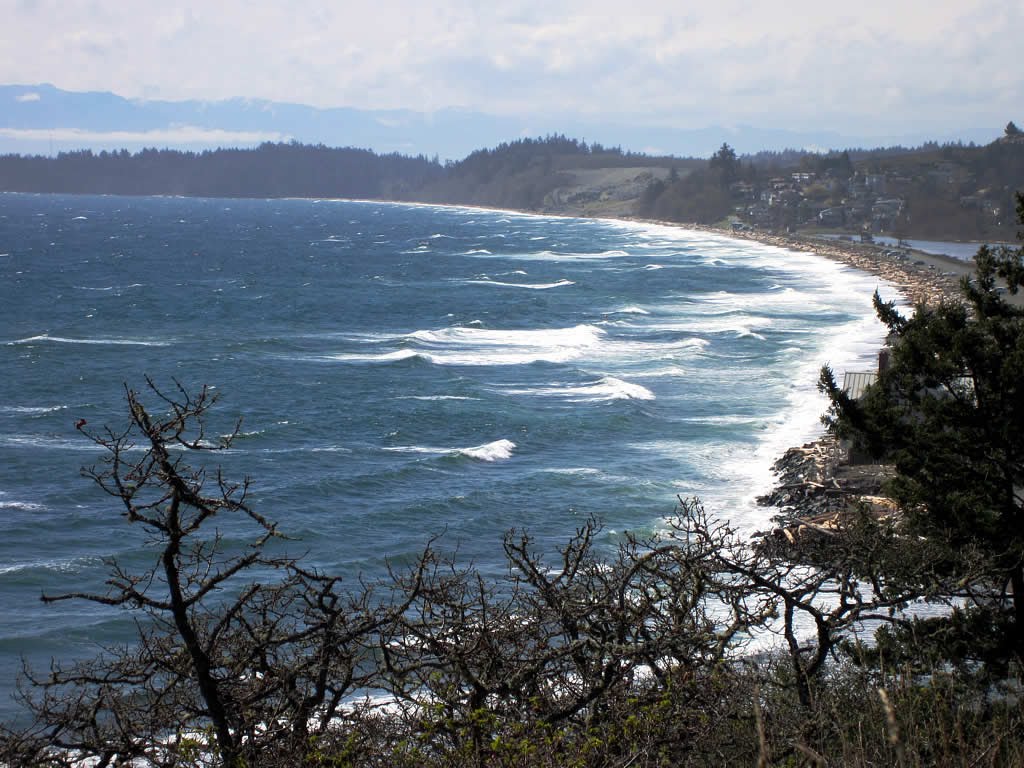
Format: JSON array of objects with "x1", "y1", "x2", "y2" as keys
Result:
[{"x1": 1, "y1": 0, "x2": 1021, "y2": 145}]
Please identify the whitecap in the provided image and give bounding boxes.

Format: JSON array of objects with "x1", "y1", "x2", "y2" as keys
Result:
[
  {"x1": 608, "y1": 306, "x2": 650, "y2": 315},
  {"x1": 463, "y1": 249, "x2": 492, "y2": 255},
  {"x1": 502, "y1": 376, "x2": 654, "y2": 403},
  {"x1": 309, "y1": 445, "x2": 353, "y2": 454},
  {"x1": 459, "y1": 439, "x2": 516, "y2": 462},
  {"x1": 462, "y1": 278, "x2": 574, "y2": 290},
  {"x1": 0, "y1": 404, "x2": 67, "y2": 415},
  {"x1": 736, "y1": 328, "x2": 768, "y2": 341},
  {"x1": 640, "y1": 365, "x2": 690, "y2": 378},
  {"x1": 0, "y1": 556, "x2": 95, "y2": 576},
  {"x1": 7, "y1": 334, "x2": 170, "y2": 347},
  {"x1": 398, "y1": 324, "x2": 605, "y2": 365},
  {"x1": 466, "y1": 248, "x2": 629, "y2": 263},
  {"x1": 0, "y1": 434, "x2": 104, "y2": 452},
  {"x1": 381, "y1": 440, "x2": 515, "y2": 461},
  {"x1": 0, "y1": 501, "x2": 46, "y2": 511},
  {"x1": 678, "y1": 414, "x2": 766, "y2": 426},
  {"x1": 381, "y1": 445, "x2": 449, "y2": 455},
  {"x1": 325, "y1": 349, "x2": 424, "y2": 364}
]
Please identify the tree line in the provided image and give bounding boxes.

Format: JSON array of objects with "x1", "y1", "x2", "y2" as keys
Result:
[
  {"x1": 0, "y1": 143, "x2": 444, "y2": 200},
  {"x1": 0, "y1": 136, "x2": 686, "y2": 212}
]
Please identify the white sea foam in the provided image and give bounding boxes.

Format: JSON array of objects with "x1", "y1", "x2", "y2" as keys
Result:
[
  {"x1": 643, "y1": 315, "x2": 774, "y2": 337},
  {"x1": 459, "y1": 439, "x2": 516, "y2": 461},
  {"x1": 0, "y1": 556, "x2": 94, "y2": 576},
  {"x1": 389, "y1": 324, "x2": 607, "y2": 366},
  {"x1": 539, "y1": 467, "x2": 601, "y2": 476},
  {"x1": 7, "y1": 334, "x2": 170, "y2": 347},
  {"x1": 0, "y1": 404, "x2": 67, "y2": 415},
  {"x1": 383, "y1": 439, "x2": 516, "y2": 462},
  {"x1": 679, "y1": 414, "x2": 767, "y2": 426},
  {"x1": 381, "y1": 445, "x2": 449, "y2": 455},
  {"x1": 639, "y1": 365, "x2": 691, "y2": 378},
  {"x1": 608, "y1": 306, "x2": 650, "y2": 315},
  {"x1": 0, "y1": 501, "x2": 46, "y2": 511},
  {"x1": 502, "y1": 376, "x2": 655, "y2": 402},
  {"x1": 0, "y1": 434, "x2": 101, "y2": 451},
  {"x1": 326, "y1": 349, "x2": 423, "y2": 363},
  {"x1": 463, "y1": 278, "x2": 574, "y2": 290},
  {"x1": 309, "y1": 445, "x2": 354, "y2": 454},
  {"x1": 466, "y1": 248, "x2": 630, "y2": 262}
]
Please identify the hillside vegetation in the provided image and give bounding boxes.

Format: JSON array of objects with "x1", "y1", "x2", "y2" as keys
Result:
[{"x1": 2, "y1": 129, "x2": 1021, "y2": 241}]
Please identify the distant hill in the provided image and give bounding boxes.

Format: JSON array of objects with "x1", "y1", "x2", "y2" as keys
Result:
[
  {"x1": 1, "y1": 127, "x2": 1020, "y2": 241},
  {"x1": 0, "y1": 84, "x2": 1000, "y2": 161}
]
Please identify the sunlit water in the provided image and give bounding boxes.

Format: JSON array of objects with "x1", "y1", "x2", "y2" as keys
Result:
[{"x1": 0, "y1": 193, "x2": 899, "y2": 720}]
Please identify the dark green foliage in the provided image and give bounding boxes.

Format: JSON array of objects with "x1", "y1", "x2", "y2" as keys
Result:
[
  {"x1": 708, "y1": 142, "x2": 738, "y2": 185},
  {"x1": 820, "y1": 191, "x2": 1024, "y2": 662},
  {"x1": 0, "y1": 142, "x2": 444, "y2": 199}
]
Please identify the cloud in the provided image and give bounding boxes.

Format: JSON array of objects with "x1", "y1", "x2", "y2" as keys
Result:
[
  {"x1": 0, "y1": 126, "x2": 289, "y2": 146},
  {"x1": 15, "y1": 91, "x2": 40, "y2": 102},
  {"x1": 0, "y1": 0, "x2": 1020, "y2": 139}
]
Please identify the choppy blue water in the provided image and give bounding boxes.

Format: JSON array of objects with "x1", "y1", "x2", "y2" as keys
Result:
[{"x1": 0, "y1": 193, "x2": 897, "y2": 720}]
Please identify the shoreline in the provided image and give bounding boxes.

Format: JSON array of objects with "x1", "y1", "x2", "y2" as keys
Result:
[
  {"x1": 626, "y1": 218, "x2": 977, "y2": 307},
  {"x1": 614, "y1": 219, "x2": 996, "y2": 527}
]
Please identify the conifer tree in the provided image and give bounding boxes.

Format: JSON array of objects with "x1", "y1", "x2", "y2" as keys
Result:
[{"x1": 819, "y1": 191, "x2": 1024, "y2": 660}]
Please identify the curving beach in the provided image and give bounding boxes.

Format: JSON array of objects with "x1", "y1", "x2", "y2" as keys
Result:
[{"x1": 727, "y1": 230, "x2": 976, "y2": 306}]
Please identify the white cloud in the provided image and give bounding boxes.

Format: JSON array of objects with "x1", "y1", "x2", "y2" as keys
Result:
[
  {"x1": 0, "y1": 0, "x2": 1020, "y2": 137},
  {"x1": 15, "y1": 91, "x2": 40, "y2": 102}
]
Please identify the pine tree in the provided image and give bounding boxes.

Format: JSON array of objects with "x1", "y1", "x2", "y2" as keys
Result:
[{"x1": 819, "y1": 191, "x2": 1024, "y2": 661}]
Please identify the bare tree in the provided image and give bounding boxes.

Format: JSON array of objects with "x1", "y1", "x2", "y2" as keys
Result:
[{"x1": 2, "y1": 380, "x2": 400, "y2": 767}]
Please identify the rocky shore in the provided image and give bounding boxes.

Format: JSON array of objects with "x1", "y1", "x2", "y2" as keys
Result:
[
  {"x1": 725, "y1": 229, "x2": 971, "y2": 305},
  {"x1": 718, "y1": 229, "x2": 978, "y2": 534},
  {"x1": 754, "y1": 435, "x2": 897, "y2": 543},
  {"x1": 610, "y1": 212, "x2": 988, "y2": 532}
]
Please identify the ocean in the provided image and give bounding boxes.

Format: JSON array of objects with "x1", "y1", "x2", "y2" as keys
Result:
[{"x1": 0, "y1": 193, "x2": 897, "y2": 720}]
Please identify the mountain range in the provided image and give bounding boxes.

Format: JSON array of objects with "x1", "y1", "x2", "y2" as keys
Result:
[{"x1": 0, "y1": 83, "x2": 999, "y2": 160}]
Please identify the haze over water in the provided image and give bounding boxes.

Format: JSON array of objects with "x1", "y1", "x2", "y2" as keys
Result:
[{"x1": 0, "y1": 193, "x2": 896, "y2": 719}]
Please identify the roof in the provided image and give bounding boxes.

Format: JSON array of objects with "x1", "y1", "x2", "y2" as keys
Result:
[{"x1": 842, "y1": 371, "x2": 878, "y2": 400}]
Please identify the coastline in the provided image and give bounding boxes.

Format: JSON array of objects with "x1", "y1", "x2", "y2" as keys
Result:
[
  {"x1": 613, "y1": 219, "x2": 992, "y2": 528},
  {"x1": 671, "y1": 224, "x2": 992, "y2": 528},
  {"x1": 628, "y1": 218, "x2": 974, "y2": 307},
  {"x1": 395, "y1": 201, "x2": 983, "y2": 523}
]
